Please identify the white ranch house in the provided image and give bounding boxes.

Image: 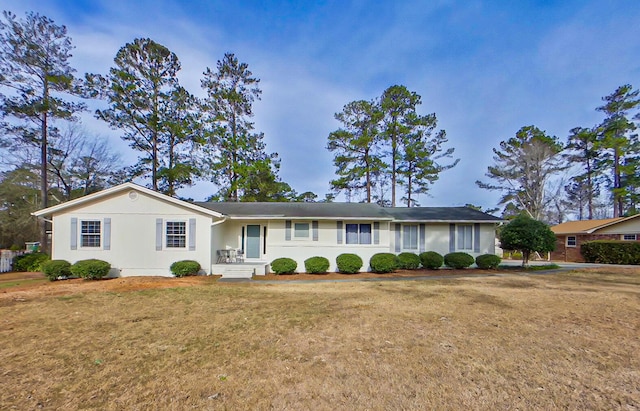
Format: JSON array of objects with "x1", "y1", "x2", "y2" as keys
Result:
[{"x1": 33, "y1": 183, "x2": 502, "y2": 278}]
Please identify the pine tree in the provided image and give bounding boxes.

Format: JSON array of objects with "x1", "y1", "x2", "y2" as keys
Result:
[{"x1": 0, "y1": 11, "x2": 85, "y2": 251}]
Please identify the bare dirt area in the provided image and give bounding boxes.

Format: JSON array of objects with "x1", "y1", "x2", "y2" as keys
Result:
[{"x1": 0, "y1": 269, "x2": 639, "y2": 410}]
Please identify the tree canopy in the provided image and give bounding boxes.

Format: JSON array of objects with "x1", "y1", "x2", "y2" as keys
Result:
[
  {"x1": 327, "y1": 85, "x2": 458, "y2": 206},
  {"x1": 499, "y1": 214, "x2": 556, "y2": 266},
  {"x1": 477, "y1": 125, "x2": 566, "y2": 220}
]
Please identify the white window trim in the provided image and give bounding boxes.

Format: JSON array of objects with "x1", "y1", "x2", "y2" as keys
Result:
[
  {"x1": 456, "y1": 224, "x2": 473, "y2": 251},
  {"x1": 622, "y1": 234, "x2": 637, "y2": 241},
  {"x1": 566, "y1": 235, "x2": 577, "y2": 247},
  {"x1": 403, "y1": 224, "x2": 418, "y2": 250},
  {"x1": 292, "y1": 222, "x2": 311, "y2": 241},
  {"x1": 80, "y1": 220, "x2": 102, "y2": 249},
  {"x1": 165, "y1": 220, "x2": 187, "y2": 249},
  {"x1": 345, "y1": 222, "x2": 373, "y2": 245}
]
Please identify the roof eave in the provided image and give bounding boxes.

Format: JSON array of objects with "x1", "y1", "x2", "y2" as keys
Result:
[{"x1": 31, "y1": 182, "x2": 223, "y2": 219}]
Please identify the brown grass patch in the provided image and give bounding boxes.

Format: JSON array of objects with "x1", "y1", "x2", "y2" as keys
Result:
[{"x1": 0, "y1": 271, "x2": 639, "y2": 409}]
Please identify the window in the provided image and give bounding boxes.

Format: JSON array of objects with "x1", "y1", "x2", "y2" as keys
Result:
[
  {"x1": 294, "y1": 223, "x2": 310, "y2": 238},
  {"x1": 566, "y1": 236, "x2": 577, "y2": 247},
  {"x1": 622, "y1": 234, "x2": 637, "y2": 241},
  {"x1": 81, "y1": 220, "x2": 101, "y2": 247},
  {"x1": 166, "y1": 221, "x2": 186, "y2": 248},
  {"x1": 346, "y1": 223, "x2": 372, "y2": 244},
  {"x1": 403, "y1": 225, "x2": 418, "y2": 250},
  {"x1": 457, "y1": 225, "x2": 473, "y2": 250}
]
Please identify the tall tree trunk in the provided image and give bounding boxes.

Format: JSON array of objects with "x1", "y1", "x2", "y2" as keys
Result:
[
  {"x1": 40, "y1": 81, "x2": 49, "y2": 254},
  {"x1": 152, "y1": 131, "x2": 158, "y2": 191},
  {"x1": 168, "y1": 134, "x2": 175, "y2": 196},
  {"x1": 614, "y1": 145, "x2": 621, "y2": 217},
  {"x1": 364, "y1": 151, "x2": 371, "y2": 203},
  {"x1": 587, "y1": 161, "x2": 593, "y2": 220},
  {"x1": 406, "y1": 170, "x2": 412, "y2": 207},
  {"x1": 391, "y1": 125, "x2": 397, "y2": 207}
]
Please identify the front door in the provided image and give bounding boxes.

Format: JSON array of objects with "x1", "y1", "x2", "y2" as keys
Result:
[{"x1": 246, "y1": 225, "x2": 261, "y2": 259}]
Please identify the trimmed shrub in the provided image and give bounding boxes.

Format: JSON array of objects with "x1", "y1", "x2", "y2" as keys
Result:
[
  {"x1": 41, "y1": 260, "x2": 72, "y2": 281},
  {"x1": 369, "y1": 253, "x2": 399, "y2": 274},
  {"x1": 271, "y1": 257, "x2": 297, "y2": 274},
  {"x1": 336, "y1": 253, "x2": 363, "y2": 274},
  {"x1": 475, "y1": 254, "x2": 502, "y2": 269},
  {"x1": 444, "y1": 252, "x2": 475, "y2": 269},
  {"x1": 170, "y1": 260, "x2": 201, "y2": 277},
  {"x1": 70, "y1": 259, "x2": 111, "y2": 280},
  {"x1": 397, "y1": 252, "x2": 420, "y2": 270},
  {"x1": 419, "y1": 251, "x2": 444, "y2": 270},
  {"x1": 304, "y1": 256, "x2": 330, "y2": 274},
  {"x1": 13, "y1": 252, "x2": 49, "y2": 272},
  {"x1": 581, "y1": 240, "x2": 640, "y2": 264}
]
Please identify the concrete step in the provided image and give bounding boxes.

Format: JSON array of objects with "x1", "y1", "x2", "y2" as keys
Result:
[{"x1": 212, "y1": 263, "x2": 268, "y2": 279}]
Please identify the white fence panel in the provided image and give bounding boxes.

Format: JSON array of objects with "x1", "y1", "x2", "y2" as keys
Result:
[{"x1": 0, "y1": 250, "x2": 17, "y2": 273}]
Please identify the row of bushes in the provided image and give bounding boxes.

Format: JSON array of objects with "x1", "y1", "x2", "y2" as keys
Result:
[
  {"x1": 13, "y1": 252, "x2": 50, "y2": 272},
  {"x1": 41, "y1": 259, "x2": 111, "y2": 281},
  {"x1": 271, "y1": 252, "x2": 502, "y2": 275},
  {"x1": 581, "y1": 241, "x2": 640, "y2": 265},
  {"x1": 40, "y1": 258, "x2": 202, "y2": 280}
]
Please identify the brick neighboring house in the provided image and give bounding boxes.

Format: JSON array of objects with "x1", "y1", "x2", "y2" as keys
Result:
[{"x1": 550, "y1": 215, "x2": 640, "y2": 262}]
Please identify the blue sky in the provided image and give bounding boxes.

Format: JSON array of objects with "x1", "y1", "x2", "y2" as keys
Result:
[{"x1": 2, "y1": 0, "x2": 639, "y2": 209}]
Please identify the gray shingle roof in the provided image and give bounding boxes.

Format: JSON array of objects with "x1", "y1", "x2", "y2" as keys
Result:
[
  {"x1": 383, "y1": 206, "x2": 502, "y2": 222},
  {"x1": 193, "y1": 202, "x2": 501, "y2": 222}
]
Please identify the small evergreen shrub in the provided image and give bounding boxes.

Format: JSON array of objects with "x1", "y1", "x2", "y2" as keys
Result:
[
  {"x1": 581, "y1": 241, "x2": 640, "y2": 264},
  {"x1": 70, "y1": 259, "x2": 111, "y2": 280},
  {"x1": 271, "y1": 257, "x2": 297, "y2": 274},
  {"x1": 397, "y1": 252, "x2": 421, "y2": 270},
  {"x1": 170, "y1": 260, "x2": 201, "y2": 277},
  {"x1": 444, "y1": 252, "x2": 475, "y2": 269},
  {"x1": 13, "y1": 252, "x2": 49, "y2": 272},
  {"x1": 336, "y1": 253, "x2": 363, "y2": 274},
  {"x1": 419, "y1": 251, "x2": 444, "y2": 270},
  {"x1": 41, "y1": 259, "x2": 72, "y2": 281},
  {"x1": 369, "y1": 253, "x2": 399, "y2": 273},
  {"x1": 475, "y1": 254, "x2": 502, "y2": 269},
  {"x1": 304, "y1": 256, "x2": 330, "y2": 274}
]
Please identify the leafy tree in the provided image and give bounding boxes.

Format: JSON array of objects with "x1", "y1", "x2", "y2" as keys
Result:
[
  {"x1": 0, "y1": 167, "x2": 41, "y2": 248},
  {"x1": 297, "y1": 191, "x2": 318, "y2": 202},
  {"x1": 327, "y1": 99, "x2": 383, "y2": 203},
  {"x1": 201, "y1": 53, "x2": 288, "y2": 201},
  {"x1": 0, "y1": 11, "x2": 86, "y2": 251},
  {"x1": 398, "y1": 113, "x2": 458, "y2": 206},
  {"x1": 238, "y1": 155, "x2": 297, "y2": 202},
  {"x1": 499, "y1": 214, "x2": 556, "y2": 266},
  {"x1": 90, "y1": 38, "x2": 196, "y2": 194},
  {"x1": 595, "y1": 84, "x2": 640, "y2": 217},
  {"x1": 476, "y1": 125, "x2": 566, "y2": 220}
]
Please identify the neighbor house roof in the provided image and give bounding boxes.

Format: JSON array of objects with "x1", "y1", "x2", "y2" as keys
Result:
[
  {"x1": 551, "y1": 217, "x2": 623, "y2": 234},
  {"x1": 32, "y1": 182, "x2": 223, "y2": 218},
  {"x1": 195, "y1": 202, "x2": 503, "y2": 222}
]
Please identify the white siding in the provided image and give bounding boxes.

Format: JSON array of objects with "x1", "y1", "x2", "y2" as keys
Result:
[
  {"x1": 594, "y1": 218, "x2": 640, "y2": 235},
  {"x1": 51, "y1": 190, "x2": 216, "y2": 277},
  {"x1": 212, "y1": 219, "x2": 498, "y2": 273}
]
